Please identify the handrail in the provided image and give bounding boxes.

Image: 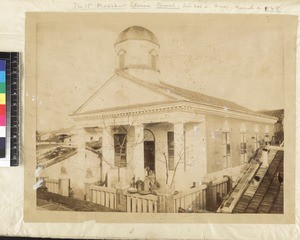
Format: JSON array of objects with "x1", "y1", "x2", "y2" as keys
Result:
[
  {"x1": 124, "y1": 192, "x2": 158, "y2": 201},
  {"x1": 125, "y1": 193, "x2": 158, "y2": 213},
  {"x1": 211, "y1": 177, "x2": 228, "y2": 186},
  {"x1": 90, "y1": 185, "x2": 116, "y2": 193},
  {"x1": 173, "y1": 185, "x2": 207, "y2": 200},
  {"x1": 89, "y1": 185, "x2": 117, "y2": 209},
  {"x1": 45, "y1": 178, "x2": 59, "y2": 183}
]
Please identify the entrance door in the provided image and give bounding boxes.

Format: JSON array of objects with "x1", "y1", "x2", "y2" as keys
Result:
[{"x1": 144, "y1": 141, "x2": 155, "y2": 173}]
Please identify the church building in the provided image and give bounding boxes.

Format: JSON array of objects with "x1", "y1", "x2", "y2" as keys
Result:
[{"x1": 66, "y1": 26, "x2": 277, "y2": 193}]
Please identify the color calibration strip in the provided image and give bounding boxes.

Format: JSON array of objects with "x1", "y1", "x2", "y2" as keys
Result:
[
  {"x1": 0, "y1": 60, "x2": 6, "y2": 159},
  {"x1": 0, "y1": 52, "x2": 19, "y2": 167}
]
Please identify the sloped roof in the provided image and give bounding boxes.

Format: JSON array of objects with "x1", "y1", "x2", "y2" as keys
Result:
[
  {"x1": 118, "y1": 71, "x2": 275, "y2": 119},
  {"x1": 38, "y1": 147, "x2": 78, "y2": 169},
  {"x1": 259, "y1": 109, "x2": 284, "y2": 119},
  {"x1": 233, "y1": 150, "x2": 284, "y2": 213},
  {"x1": 71, "y1": 71, "x2": 277, "y2": 121},
  {"x1": 158, "y1": 82, "x2": 256, "y2": 114},
  {"x1": 259, "y1": 109, "x2": 284, "y2": 124}
]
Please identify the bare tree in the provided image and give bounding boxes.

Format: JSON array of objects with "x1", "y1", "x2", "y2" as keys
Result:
[
  {"x1": 89, "y1": 115, "x2": 145, "y2": 184},
  {"x1": 156, "y1": 142, "x2": 186, "y2": 190},
  {"x1": 156, "y1": 135, "x2": 201, "y2": 191},
  {"x1": 155, "y1": 144, "x2": 169, "y2": 185}
]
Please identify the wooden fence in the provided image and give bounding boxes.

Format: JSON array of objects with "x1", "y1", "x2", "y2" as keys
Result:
[
  {"x1": 45, "y1": 178, "x2": 60, "y2": 194},
  {"x1": 173, "y1": 185, "x2": 207, "y2": 213},
  {"x1": 44, "y1": 178, "x2": 70, "y2": 197},
  {"x1": 206, "y1": 177, "x2": 230, "y2": 212},
  {"x1": 87, "y1": 176, "x2": 230, "y2": 213},
  {"x1": 125, "y1": 193, "x2": 158, "y2": 213},
  {"x1": 172, "y1": 177, "x2": 230, "y2": 213},
  {"x1": 90, "y1": 185, "x2": 117, "y2": 210}
]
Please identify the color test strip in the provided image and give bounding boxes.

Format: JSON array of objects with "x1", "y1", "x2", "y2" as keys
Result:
[{"x1": 0, "y1": 60, "x2": 6, "y2": 158}]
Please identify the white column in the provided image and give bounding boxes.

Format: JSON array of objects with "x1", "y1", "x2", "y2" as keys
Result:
[
  {"x1": 74, "y1": 127, "x2": 87, "y2": 189},
  {"x1": 173, "y1": 122, "x2": 185, "y2": 190},
  {"x1": 102, "y1": 126, "x2": 114, "y2": 184},
  {"x1": 76, "y1": 127, "x2": 86, "y2": 161},
  {"x1": 132, "y1": 124, "x2": 144, "y2": 180},
  {"x1": 174, "y1": 122, "x2": 185, "y2": 169},
  {"x1": 197, "y1": 121, "x2": 207, "y2": 183}
]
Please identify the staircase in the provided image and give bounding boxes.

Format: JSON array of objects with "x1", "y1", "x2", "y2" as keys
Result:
[
  {"x1": 245, "y1": 150, "x2": 283, "y2": 213},
  {"x1": 233, "y1": 165, "x2": 268, "y2": 213},
  {"x1": 217, "y1": 158, "x2": 261, "y2": 213},
  {"x1": 218, "y1": 149, "x2": 283, "y2": 213},
  {"x1": 232, "y1": 148, "x2": 278, "y2": 213}
]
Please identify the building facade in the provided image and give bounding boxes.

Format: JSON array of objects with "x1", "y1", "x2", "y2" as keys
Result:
[{"x1": 41, "y1": 26, "x2": 277, "y2": 194}]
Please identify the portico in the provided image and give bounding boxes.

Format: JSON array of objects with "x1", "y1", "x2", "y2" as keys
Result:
[{"x1": 73, "y1": 106, "x2": 207, "y2": 191}]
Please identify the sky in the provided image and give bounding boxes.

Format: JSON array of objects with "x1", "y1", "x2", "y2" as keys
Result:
[{"x1": 36, "y1": 14, "x2": 285, "y2": 132}]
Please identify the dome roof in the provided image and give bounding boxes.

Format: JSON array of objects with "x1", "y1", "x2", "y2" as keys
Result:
[{"x1": 115, "y1": 26, "x2": 159, "y2": 45}]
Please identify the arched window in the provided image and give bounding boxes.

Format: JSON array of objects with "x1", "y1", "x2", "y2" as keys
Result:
[
  {"x1": 264, "y1": 125, "x2": 270, "y2": 144},
  {"x1": 120, "y1": 54, "x2": 125, "y2": 69},
  {"x1": 150, "y1": 49, "x2": 158, "y2": 70},
  {"x1": 151, "y1": 55, "x2": 157, "y2": 69},
  {"x1": 254, "y1": 125, "x2": 260, "y2": 150},
  {"x1": 239, "y1": 123, "x2": 247, "y2": 163},
  {"x1": 222, "y1": 120, "x2": 230, "y2": 169},
  {"x1": 265, "y1": 125, "x2": 269, "y2": 136},
  {"x1": 240, "y1": 131, "x2": 247, "y2": 163},
  {"x1": 118, "y1": 49, "x2": 126, "y2": 70}
]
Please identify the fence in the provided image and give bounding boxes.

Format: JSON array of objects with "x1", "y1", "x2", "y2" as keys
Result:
[
  {"x1": 44, "y1": 178, "x2": 70, "y2": 197},
  {"x1": 206, "y1": 177, "x2": 230, "y2": 212},
  {"x1": 173, "y1": 185, "x2": 207, "y2": 213},
  {"x1": 88, "y1": 176, "x2": 230, "y2": 213},
  {"x1": 171, "y1": 177, "x2": 230, "y2": 213},
  {"x1": 45, "y1": 178, "x2": 60, "y2": 194},
  {"x1": 90, "y1": 185, "x2": 117, "y2": 210},
  {"x1": 125, "y1": 193, "x2": 158, "y2": 213}
]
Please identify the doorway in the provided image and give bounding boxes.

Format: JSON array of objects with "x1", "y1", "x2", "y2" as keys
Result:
[
  {"x1": 144, "y1": 141, "x2": 155, "y2": 173},
  {"x1": 144, "y1": 129, "x2": 155, "y2": 174}
]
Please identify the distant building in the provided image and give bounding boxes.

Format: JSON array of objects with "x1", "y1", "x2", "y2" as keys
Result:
[
  {"x1": 259, "y1": 109, "x2": 284, "y2": 144},
  {"x1": 42, "y1": 26, "x2": 277, "y2": 195},
  {"x1": 40, "y1": 133, "x2": 55, "y2": 142}
]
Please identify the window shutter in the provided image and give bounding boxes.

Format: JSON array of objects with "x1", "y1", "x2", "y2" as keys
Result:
[
  {"x1": 226, "y1": 143, "x2": 231, "y2": 155},
  {"x1": 119, "y1": 54, "x2": 125, "y2": 69},
  {"x1": 168, "y1": 132, "x2": 175, "y2": 170}
]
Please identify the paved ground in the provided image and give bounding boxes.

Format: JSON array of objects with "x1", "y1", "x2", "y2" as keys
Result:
[{"x1": 37, "y1": 198, "x2": 72, "y2": 211}]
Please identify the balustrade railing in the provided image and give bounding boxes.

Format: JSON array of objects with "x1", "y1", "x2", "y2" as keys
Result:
[
  {"x1": 173, "y1": 185, "x2": 207, "y2": 213},
  {"x1": 125, "y1": 193, "x2": 158, "y2": 213},
  {"x1": 90, "y1": 185, "x2": 117, "y2": 209}
]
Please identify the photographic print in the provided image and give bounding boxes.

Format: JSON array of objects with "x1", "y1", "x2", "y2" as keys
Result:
[{"x1": 25, "y1": 13, "x2": 296, "y2": 223}]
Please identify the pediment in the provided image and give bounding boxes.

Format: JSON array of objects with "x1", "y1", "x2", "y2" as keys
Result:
[{"x1": 73, "y1": 74, "x2": 177, "y2": 115}]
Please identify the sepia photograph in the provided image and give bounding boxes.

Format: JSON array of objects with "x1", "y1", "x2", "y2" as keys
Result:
[{"x1": 25, "y1": 13, "x2": 296, "y2": 223}]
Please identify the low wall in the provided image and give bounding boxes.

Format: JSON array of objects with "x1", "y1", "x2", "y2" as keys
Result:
[
  {"x1": 37, "y1": 188, "x2": 120, "y2": 212},
  {"x1": 125, "y1": 193, "x2": 158, "y2": 213},
  {"x1": 89, "y1": 185, "x2": 117, "y2": 210},
  {"x1": 44, "y1": 178, "x2": 70, "y2": 197},
  {"x1": 173, "y1": 185, "x2": 207, "y2": 213}
]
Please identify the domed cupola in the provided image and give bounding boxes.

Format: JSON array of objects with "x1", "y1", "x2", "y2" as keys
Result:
[{"x1": 115, "y1": 26, "x2": 160, "y2": 83}]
